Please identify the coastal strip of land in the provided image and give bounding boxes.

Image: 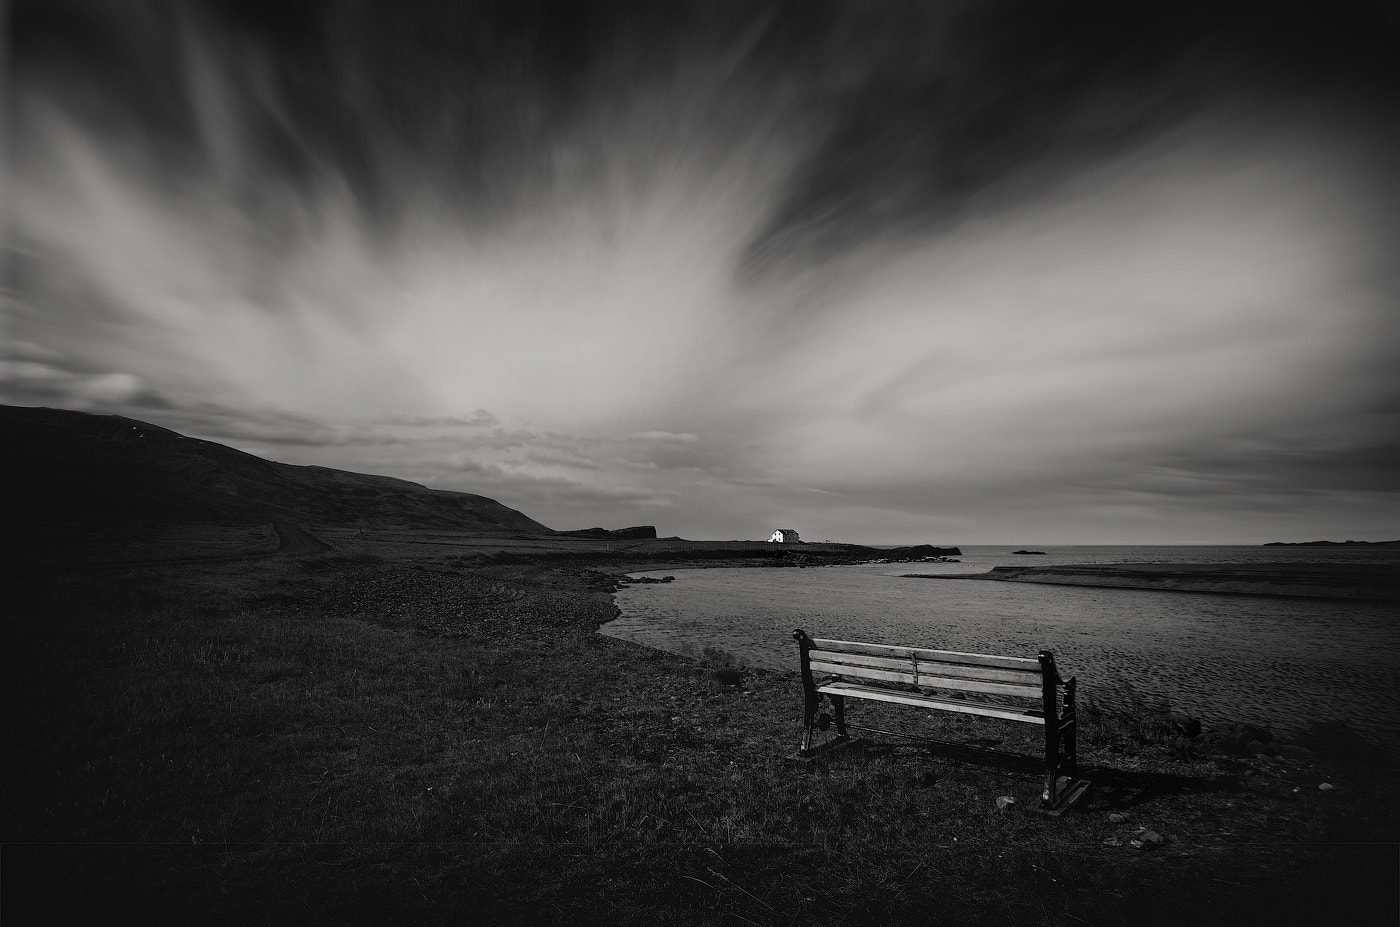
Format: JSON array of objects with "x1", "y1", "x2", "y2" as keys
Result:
[
  {"x1": 904, "y1": 562, "x2": 1400, "y2": 600},
  {"x1": 5, "y1": 536, "x2": 1398, "y2": 926}
]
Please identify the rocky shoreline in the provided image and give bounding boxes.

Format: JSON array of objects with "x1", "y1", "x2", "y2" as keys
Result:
[{"x1": 478, "y1": 540, "x2": 963, "y2": 571}]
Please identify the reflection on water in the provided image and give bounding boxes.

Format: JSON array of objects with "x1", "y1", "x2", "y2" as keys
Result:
[{"x1": 603, "y1": 547, "x2": 1400, "y2": 752}]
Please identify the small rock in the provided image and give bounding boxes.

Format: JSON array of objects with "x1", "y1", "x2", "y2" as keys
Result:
[
  {"x1": 1103, "y1": 836, "x2": 1122, "y2": 847},
  {"x1": 1108, "y1": 812, "x2": 1128, "y2": 824},
  {"x1": 1129, "y1": 830, "x2": 1166, "y2": 849},
  {"x1": 916, "y1": 771, "x2": 939, "y2": 788},
  {"x1": 1168, "y1": 711, "x2": 1202, "y2": 739},
  {"x1": 995, "y1": 796, "x2": 1016, "y2": 810},
  {"x1": 1319, "y1": 782, "x2": 1336, "y2": 791}
]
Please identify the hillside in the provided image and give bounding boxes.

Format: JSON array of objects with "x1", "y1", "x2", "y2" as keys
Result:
[{"x1": 1, "y1": 405, "x2": 552, "y2": 533}]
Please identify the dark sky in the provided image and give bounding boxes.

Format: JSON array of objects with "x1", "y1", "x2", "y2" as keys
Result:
[{"x1": 8, "y1": 1, "x2": 1400, "y2": 541}]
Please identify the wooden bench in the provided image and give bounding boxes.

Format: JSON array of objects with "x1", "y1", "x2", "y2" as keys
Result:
[{"x1": 793, "y1": 629, "x2": 1089, "y2": 812}]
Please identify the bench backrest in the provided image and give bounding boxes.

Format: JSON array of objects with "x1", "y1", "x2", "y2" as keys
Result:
[{"x1": 799, "y1": 633, "x2": 1068, "y2": 712}]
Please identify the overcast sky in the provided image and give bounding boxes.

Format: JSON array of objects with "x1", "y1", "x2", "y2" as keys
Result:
[{"x1": 7, "y1": 1, "x2": 1400, "y2": 543}]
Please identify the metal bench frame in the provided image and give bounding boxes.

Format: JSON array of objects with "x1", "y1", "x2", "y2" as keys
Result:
[{"x1": 793, "y1": 629, "x2": 1088, "y2": 812}]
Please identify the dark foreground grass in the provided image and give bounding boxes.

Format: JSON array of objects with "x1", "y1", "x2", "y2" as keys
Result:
[{"x1": 3, "y1": 552, "x2": 1397, "y2": 926}]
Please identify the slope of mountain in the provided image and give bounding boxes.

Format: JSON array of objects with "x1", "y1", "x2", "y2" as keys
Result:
[
  {"x1": 558, "y1": 526, "x2": 659, "y2": 539},
  {"x1": 1, "y1": 405, "x2": 552, "y2": 533}
]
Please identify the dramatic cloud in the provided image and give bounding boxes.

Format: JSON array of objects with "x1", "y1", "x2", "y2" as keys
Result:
[{"x1": 7, "y1": 0, "x2": 1399, "y2": 541}]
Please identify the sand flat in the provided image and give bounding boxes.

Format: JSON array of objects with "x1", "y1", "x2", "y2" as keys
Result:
[{"x1": 907, "y1": 562, "x2": 1400, "y2": 600}]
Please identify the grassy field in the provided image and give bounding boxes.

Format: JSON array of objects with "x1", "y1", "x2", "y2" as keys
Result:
[{"x1": 3, "y1": 541, "x2": 1397, "y2": 926}]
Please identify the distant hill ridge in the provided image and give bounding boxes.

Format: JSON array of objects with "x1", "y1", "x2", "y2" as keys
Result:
[
  {"x1": 1, "y1": 405, "x2": 554, "y2": 533},
  {"x1": 558, "y1": 526, "x2": 658, "y2": 540}
]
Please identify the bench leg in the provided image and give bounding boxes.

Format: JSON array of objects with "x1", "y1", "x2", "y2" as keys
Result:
[
  {"x1": 1040, "y1": 677, "x2": 1088, "y2": 813},
  {"x1": 1063, "y1": 681, "x2": 1078, "y2": 778},
  {"x1": 1044, "y1": 719, "x2": 1079, "y2": 805},
  {"x1": 1042, "y1": 692, "x2": 1060, "y2": 804},
  {"x1": 800, "y1": 688, "x2": 819, "y2": 755},
  {"x1": 1043, "y1": 735, "x2": 1060, "y2": 805},
  {"x1": 830, "y1": 694, "x2": 848, "y2": 739},
  {"x1": 1060, "y1": 719, "x2": 1078, "y2": 780}
]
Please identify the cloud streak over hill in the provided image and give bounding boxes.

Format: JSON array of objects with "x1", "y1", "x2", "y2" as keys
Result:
[{"x1": 8, "y1": 0, "x2": 1400, "y2": 542}]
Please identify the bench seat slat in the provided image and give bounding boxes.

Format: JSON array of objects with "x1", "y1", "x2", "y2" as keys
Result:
[
  {"x1": 811, "y1": 638, "x2": 1040, "y2": 671},
  {"x1": 817, "y1": 681, "x2": 1046, "y2": 724}
]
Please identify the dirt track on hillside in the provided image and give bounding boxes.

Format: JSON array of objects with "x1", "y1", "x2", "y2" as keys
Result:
[{"x1": 270, "y1": 521, "x2": 335, "y2": 555}]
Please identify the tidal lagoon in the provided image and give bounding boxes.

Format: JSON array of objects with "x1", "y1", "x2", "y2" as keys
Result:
[{"x1": 607, "y1": 545, "x2": 1400, "y2": 754}]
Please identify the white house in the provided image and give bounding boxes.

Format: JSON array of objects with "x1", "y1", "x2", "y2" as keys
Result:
[{"x1": 767, "y1": 529, "x2": 801, "y2": 543}]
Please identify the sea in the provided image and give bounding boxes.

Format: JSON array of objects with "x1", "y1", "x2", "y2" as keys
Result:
[{"x1": 603, "y1": 545, "x2": 1400, "y2": 754}]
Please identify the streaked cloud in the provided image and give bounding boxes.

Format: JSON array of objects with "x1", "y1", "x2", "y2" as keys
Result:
[{"x1": 7, "y1": 0, "x2": 1398, "y2": 542}]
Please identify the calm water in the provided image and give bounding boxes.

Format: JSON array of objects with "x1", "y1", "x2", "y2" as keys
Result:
[{"x1": 604, "y1": 546, "x2": 1400, "y2": 752}]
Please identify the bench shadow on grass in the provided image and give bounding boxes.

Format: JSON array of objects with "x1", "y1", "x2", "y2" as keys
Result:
[{"x1": 815, "y1": 735, "x2": 1233, "y2": 811}]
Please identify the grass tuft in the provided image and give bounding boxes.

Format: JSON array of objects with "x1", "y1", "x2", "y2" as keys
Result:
[{"x1": 700, "y1": 646, "x2": 746, "y2": 687}]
